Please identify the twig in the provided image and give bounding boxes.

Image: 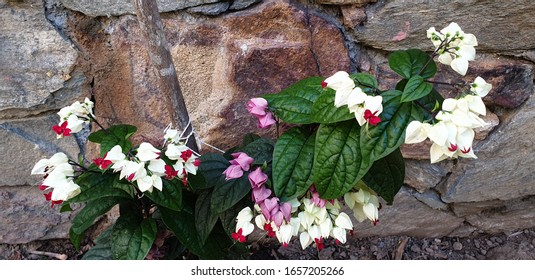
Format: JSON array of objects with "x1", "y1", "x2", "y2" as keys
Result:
[
  {"x1": 394, "y1": 237, "x2": 409, "y2": 260},
  {"x1": 27, "y1": 250, "x2": 68, "y2": 260}
]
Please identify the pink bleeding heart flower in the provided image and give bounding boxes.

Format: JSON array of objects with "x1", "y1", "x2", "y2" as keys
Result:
[
  {"x1": 230, "y1": 152, "x2": 254, "y2": 171},
  {"x1": 260, "y1": 197, "x2": 280, "y2": 221},
  {"x1": 257, "y1": 112, "x2": 276, "y2": 129},
  {"x1": 247, "y1": 98, "x2": 269, "y2": 117},
  {"x1": 252, "y1": 186, "x2": 272, "y2": 204},
  {"x1": 223, "y1": 164, "x2": 244, "y2": 180},
  {"x1": 248, "y1": 167, "x2": 268, "y2": 189}
]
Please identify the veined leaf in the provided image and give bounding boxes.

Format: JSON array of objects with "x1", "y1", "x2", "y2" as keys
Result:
[
  {"x1": 273, "y1": 127, "x2": 315, "y2": 200},
  {"x1": 195, "y1": 191, "x2": 219, "y2": 245},
  {"x1": 145, "y1": 178, "x2": 182, "y2": 211},
  {"x1": 363, "y1": 148, "x2": 405, "y2": 205},
  {"x1": 311, "y1": 90, "x2": 354, "y2": 124},
  {"x1": 198, "y1": 154, "x2": 229, "y2": 188},
  {"x1": 388, "y1": 49, "x2": 437, "y2": 79},
  {"x1": 88, "y1": 124, "x2": 137, "y2": 156},
  {"x1": 211, "y1": 175, "x2": 250, "y2": 215},
  {"x1": 401, "y1": 75, "x2": 433, "y2": 103},
  {"x1": 71, "y1": 196, "x2": 127, "y2": 235},
  {"x1": 314, "y1": 120, "x2": 371, "y2": 199}
]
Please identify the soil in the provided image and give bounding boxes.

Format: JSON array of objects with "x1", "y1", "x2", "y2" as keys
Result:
[{"x1": 2, "y1": 227, "x2": 535, "y2": 260}]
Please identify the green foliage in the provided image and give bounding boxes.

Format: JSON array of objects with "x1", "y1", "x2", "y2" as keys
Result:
[
  {"x1": 401, "y1": 75, "x2": 433, "y2": 103},
  {"x1": 195, "y1": 191, "x2": 219, "y2": 245},
  {"x1": 262, "y1": 77, "x2": 324, "y2": 124},
  {"x1": 81, "y1": 227, "x2": 113, "y2": 260},
  {"x1": 145, "y1": 179, "x2": 182, "y2": 211},
  {"x1": 88, "y1": 124, "x2": 137, "y2": 156},
  {"x1": 210, "y1": 175, "x2": 251, "y2": 215},
  {"x1": 272, "y1": 127, "x2": 315, "y2": 201},
  {"x1": 388, "y1": 49, "x2": 437, "y2": 79},
  {"x1": 313, "y1": 120, "x2": 371, "y2": 199},
  {"x1": 363, "y1": 148, "x2": 405, "y2": 205}
]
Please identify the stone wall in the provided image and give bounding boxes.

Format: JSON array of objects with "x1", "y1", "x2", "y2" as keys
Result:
[{"x1": 1, "y1": 0, "x2": 534, "y2": 244}]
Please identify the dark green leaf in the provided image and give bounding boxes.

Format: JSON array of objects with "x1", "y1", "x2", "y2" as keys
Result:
[
  {"x1": 311, "y1": 89, "x2": 354, "y2": 123},
  {"x1": 82, "y1": 227, "x2": 113, "y2": 260},
  {"x1": 242, "y1": 133, "x2": 261, "y2": 147},
  {"x1": 363, "y1": 148, "x2": 405, "y2": 205},
  {"x1": 187, "y1": 172, "x2": 207, "y2": 190},
  {"x1": 361, "y1": 90, "x2": 425, "y2": 163},
  {"x1": 241, "y1": 137, "x2": 274, "y2": 165},
  {"x1": 145, "y1": 179, "x2": 182, "y2": 211},
  {"x1": 69, "y1": 173, "x2": 132, "y2": 203},
  {"x1": 350, "y1": 72, "x2": 378, "y2": 89},
  {"x1": 71, "y1": 197, "x2": 127, "y2": 235},
  {"x1": 388, "y1": 49, "x2": 437, "y2": 79},
  {"x1": 60, "y1": 203, "x2": 73, "y2": 213},
  {"x1": 262, "y1": 77, "x2": 324, "y2": 124},
  {"x1": 273, "y1": 127, "x2": 315, "y2": 200},
  {"x1": 111, "y1": 201, "x2": 157, "y2": 260},
  {"x1": 198, "y1": 154, "x2": 229, "y2": 188},
  {"x1": 401, "y1": 75, "x2": 433, "y2": 103},
  {"x1": 88, "y1": 124, "x2": 137, "y2": 156},
  {"x1": 195, "y1": 191, "x2": 219, "y2": 245},
  {"x1": 417, "y1": 88, "x2": 445, "y2": 120},
  {"x1": 160, "y1": 193, "x2": 231, "y2": 259},
  {"x1": 211, "y1": 175, "x2": 251, "y2": 215},
  {"x1": 314, "y1": 120, "x2": 370, "y2": 199},
  {"x1": 69, "y1": 227, "x2": 83, "y2": 251},
  {"x1": 219, "y1": 197, "x2": 252, "y2": 238}
]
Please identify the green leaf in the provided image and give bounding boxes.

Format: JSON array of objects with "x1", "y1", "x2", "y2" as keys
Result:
[
  {"x1": 145, "y1": 179, "x2": 182, "y2": 211},
  {"x1": 314, "y1": 120, "x2": 370, "y2": 199},
  {"x1": 363, "y1": 148, "x2": 405, "y2": 205},
  {"x1": 112, "y1": 217, "x2": 157, "y2": 260},
  {"x1": 69, "y1": 173, "x2": 132, "y2": 203},
  {"x1": 198, "y1": 154, "x2": 229, "y2": 188},
  {"x1": 159, "y1": 193, "x2": 231, "y2": 259},
  {"x1": 195, "y1": 191, "x2": 219, "y2": 245},
  {"x1": 401, "y1": 75, "x2": 433, "y2": 103},
  {"x1": 417, "y1": 88, "x2": 445, "y2": 120},
  {"x1": 187, "y1": 172, "x2": 207, "y2": 190},
  {"x1": 388, "y1": 49, "x2": 437, "y2": 79},
  {"x1": 88, "y1": 124, "x2": 137, "y2": 156},
  {"x1": 241, "y1": 137, "x2": 274, "y2": 165},
  {"x1": 71, "y1": 196, "x2": 126, "y2": 235},
  {"x1": 60, "y1": 203, "x2": 73, "y2": 213},
  {"x1": 211, "y1": 175, "x2": 251, "y2": 215},
  {"x1": 82, "y1": 227, "x2": 113, "y2": 260},
  {"x1": 361, "y1": 90, "x2": 425, "y2": 163},
  {"x1": 242, "y1": 133, "x2": 261, "y2": 147},
  {"x1": 311, "y1": 90, "x2": 354, "y2": 123},
  {"x1": 350, "y1": 72, "x2": 379, "y2": 90},
  {"x1": 273, "y1": 127, "x2": 315, "y2": 200},
  {"x1": 69, "y1": 227, "x2": 83, "y2": 251},
  {"x1": 262, "y1": 77, "x2": 324, "y2": 124}
]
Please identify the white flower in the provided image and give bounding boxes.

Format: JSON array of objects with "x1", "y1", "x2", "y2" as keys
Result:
[
  {"x1": 322, "y1": 71, "x2": 356, "y2": 108},
  {"x1": 334, "y1": 212, "x2": 353, "y2": 230},
  {"x1": 31, "y1": 152, "x2": 69, "y2": 175},
  {"x1": 51, "y1": 180, "x2": 81, "y2": 201},
  {"x1": 430, "y1": 22, "x2": 478, "y2": 76},
  {"x1": 165, "y1": 143, "x2": 189, "y2": 161},
  {"x1": 331, "y1": 227, "x2": 348, "y2": 244},
  {"x1": 120, "y1": 161, "x2": 146, "y2": 182},
  {"x1": 275, "y1": 223, "x2": 293, "y2": 246},
  {"x1": 405, "y1": 121, "x2": 431, "y2": 144},
  {"x1": 136, "y1": 142, "x2": 161, "y2": 162},
  {"x1": 148, "y1": 159, "x2": 166, "y2": 176},
  {"x1": 470, "y1": 76, "x2": 492, "y2": 97},
  {"x1": 347, "y1": 90, "x2": 383, "y2": 126},
  {"x1": 136, "y1": 174, "x2": 163, "y2": 193}
]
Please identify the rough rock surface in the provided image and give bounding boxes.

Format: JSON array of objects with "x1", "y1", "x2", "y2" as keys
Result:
[
  {"x1": 59, "y1": 0, "x2": 221, "y2": 16},
  {"x1": 0, "y1": 0, "x2": 81, "y2": 119},
  {"x1": 355, "y1": 0, "x2": 535, "y2": 53}
]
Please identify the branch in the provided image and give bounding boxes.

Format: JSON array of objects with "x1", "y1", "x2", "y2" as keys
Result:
[{"x1": 131, "y1": 0, "x2": 198, "y2": 152}]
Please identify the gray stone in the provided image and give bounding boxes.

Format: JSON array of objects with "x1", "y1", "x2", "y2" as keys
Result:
[
  {"x1": 318, "y1": 0, "x2": 376, "y2": 5},
  {"x1": 353, "y1": 187, "x2": 463, "y2": 238},
  {"x1": 465, "y1": 196, "x2": 535, "y2": 234},
  {"x1": 0, "y1": 185, "x2": 75, "y2": 244},
  {"x1": 451, "y1": 200, "x2": 506, "y2": 217},
  {"x1": 356, "y1": 0, "x2": 535, "y2": 53},
  {"x1": 59, "y1": 0, "x2": 220, "y2": 16},
  {"x1": 409, "y1": 189, "x2": 449, "y2": 211},
  {"x1": 0, "y1": 0, "x2": 81, "y2": 119},
  {"x1": 229, "y1": 0, "x2": 262, "y2": 10},
  {"x1": 438, "y1": 93, "x2": 535, "y2": 203},
  {"x1": 187, "y1": 2, "x2": 230, "y2": 16},
  {"x1": 0, "y1": 115, "x2": 81, "y2": 186},
  {"x1": 404, "y1": 159, "x2": 451, "y2": 192}
]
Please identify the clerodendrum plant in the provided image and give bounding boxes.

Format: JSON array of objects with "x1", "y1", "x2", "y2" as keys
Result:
[{"x1": 31, "y1": 22, "x2": 491, "y2": 259}]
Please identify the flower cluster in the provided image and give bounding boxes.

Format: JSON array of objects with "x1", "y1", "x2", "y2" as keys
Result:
[
  {"x1": 94, "y1": 129, "x2": 200, "y2": 193},
  {"x1": 53, "y1": 98, "x2": 94, "y2": 138},
  {"x1": 427, "y1": 22, "x2": 478, "y2": 76},
  {"x1": 231, "y1": 161, "x2": 381, "y2": 250},
  {"x1": 222, "y1": 152, "x2": 254, "y2": 180},
  {"x1": 247, "y1": 98, "x2": 276, "y2": 129},
  {"x1": 31, "y1": 152, "x2": 81, "y2": 207},
  {"x1": 322, "y1": 71, "x2": 383, "y2": 126},
  {"x1": 405, "y1": 77, "x2": 492, "y2": 163}
]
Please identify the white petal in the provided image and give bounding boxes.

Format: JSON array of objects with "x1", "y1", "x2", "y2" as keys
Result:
[
  {"x1": 450, "y1": 57, "x2": 469, "y2": 76},
  {"x1": 405, "y1": 121, "x2": 428, "y2": 144},
  {"x1": 299, "y1": 232, "x2": 313, "y2": 249},
  {"x1": 428, "y1": 122, "x2": 449, "y2": 146},
  {"x1": 332, "y1": 227, "x2": 347, "y2": 244},
  {"x1": 334, "y1": 212, "x2": 353, "y2": 230}
]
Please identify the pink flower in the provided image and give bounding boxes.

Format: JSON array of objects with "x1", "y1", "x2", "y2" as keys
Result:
[
  {"x1": 246, "y1": 97, "x2": 276, "y2": 129},
  {"x1": 223, "y1": 164, "x2": 243, "y2": 180},
  {"x1": 260, "y1": 197, "x2": 279, "y2": 221},
  {"x1": 247, "y1": 98, "x2": 269, "y2": 116},
  {"x1": 248, "y1": 167, "x2": 268, "y2": 189},
  {"x1": 252, "y1": 186, "x2": 272, "y2": 204},
  {"x1": 230, "y1": 152, "x2": 254, "y2": 171},
  {"x1": 257, "y1": 112, "x2": 276, "y2": 129},
  {"x1": 309, "y1": 185, "x2": 327, "y2": 208}
]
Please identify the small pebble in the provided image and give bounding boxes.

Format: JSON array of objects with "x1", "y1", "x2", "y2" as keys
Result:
[
  {"x1": 531, "y1": 239, "x2": 535, "y2": 246},
  {"x1": 453, "y1": 242, "x2": 463, "y2": 251},
  {"x1": 370, "y1": 245, "x2": 378, "y2": 252},
  {"x1": 434, "y1": 238, "x2": 441, "y2": 243},
  {"x1": 425, "y1": 248, "x2": 434, "y2": 253},
  {"x1": 474, "y1": 240, "x2": 480, "y2": 248},
  {"x1": 481, "y1": 249, "x2": 487, "y2": 255},
  {"x1": 486, "y1": 240, "x2": 494, "y2": 247},
  {"x1": 410, "y1": 245, "x2": 421, "y2": 253}
]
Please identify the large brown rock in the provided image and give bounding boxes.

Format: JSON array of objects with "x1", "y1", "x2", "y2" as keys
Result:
[
  {"x1": 355, "y1": 0, "x2": 535, "y2": 53},
  {"x1": 59, "y1": 0, "x2": 221, "y2": 16},
  {"x1": 75, "y1": 0, "x2": 350, "y2": 150},
  {"x1": 0, "y1": 0, "x2": 81, "y2": 119}
]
